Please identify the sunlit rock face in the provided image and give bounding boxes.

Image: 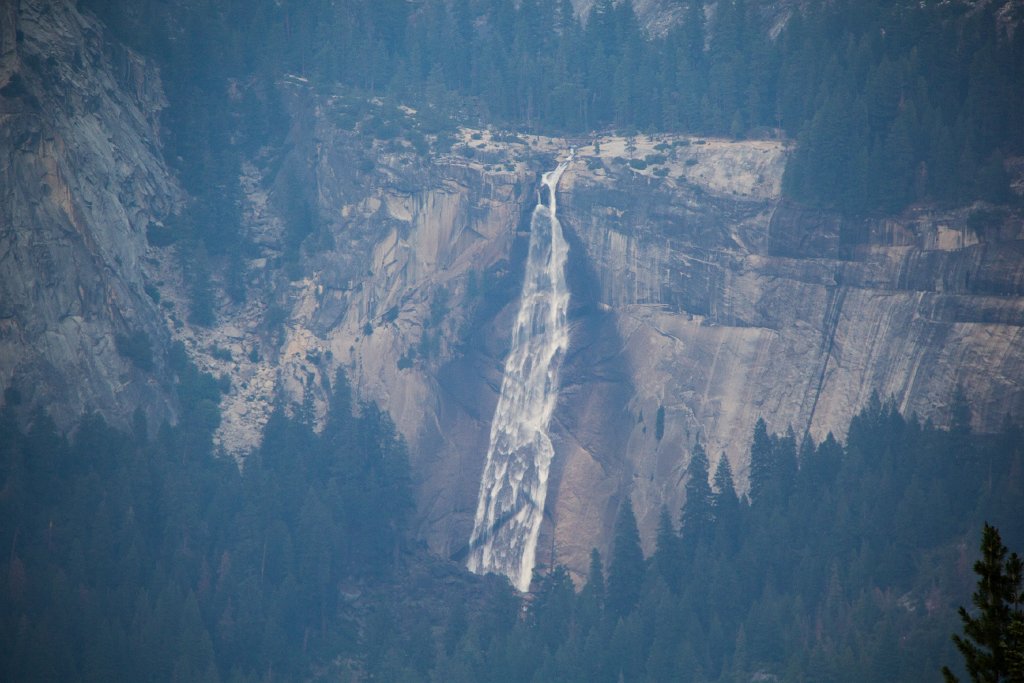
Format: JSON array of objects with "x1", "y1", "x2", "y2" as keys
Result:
[{"x1": 556, "y1": 142, "x2": 1024, "y2": 574}]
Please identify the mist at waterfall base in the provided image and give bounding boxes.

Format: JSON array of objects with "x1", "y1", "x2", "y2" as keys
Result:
[{"x1": 467, "y1": 159, "x2": 572, "y2": 592}]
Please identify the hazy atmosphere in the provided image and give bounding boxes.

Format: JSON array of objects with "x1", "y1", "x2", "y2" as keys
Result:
[{"x1": 2, "y1": 0, "x2": 1023, "y2": 680}]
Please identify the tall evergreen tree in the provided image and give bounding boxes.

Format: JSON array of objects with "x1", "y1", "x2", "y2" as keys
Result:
[
  {"x1": 712, "y1": 455, "x2": 741, "y2": 549},
  {"x1": 681, "y1": 442, "x2": 714, "y2": 545},
  {"x1": 531, "y1": 565, "x2": 575, "y2": 652},
  {"x1": 654, "y1": 506, "x2": 681, "y2": 588},
  {"x1": 585, "y1": 548, "x2": 606, "y2": 604},
  {"x1": 775, "y1": 426, "x2": 798, "y2": 500},
  {"x1": 943, "y1": 523, "x2": 1024, "y2": 682},
  {"x1": 578, "y1": 548, "x2": 606, "y2": 632},
  {"x1": 607, "y1": 497, "x2": 645, "y2": 621},
  {"x1": 713, "y1": 455, "x2": 739, "y2": 511},
  {"x1": 749, "y1": 417, "x2": 773, "y2": 504}
]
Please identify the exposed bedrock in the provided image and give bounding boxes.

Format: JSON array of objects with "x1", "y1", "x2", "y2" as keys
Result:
[
  {"x1": 278, "y1": 125, "x2": 1024, "y2": 580},
  {"x1": 0, "y1": 0, "x2": 181, "y2": 432}
]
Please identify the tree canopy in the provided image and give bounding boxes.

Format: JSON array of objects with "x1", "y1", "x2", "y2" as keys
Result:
[{"x1": 84, "y1": 0, "x2": 1024, "y2": 224}]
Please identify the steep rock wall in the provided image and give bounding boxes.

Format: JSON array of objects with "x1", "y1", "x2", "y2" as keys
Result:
[
  {"x1": 0, "y1": 0, "x2": 181, "y2": 430},
  {"x1": 558, "y1": 145, "x2": 1024, "y2": 564},
  {"x1": 252, "y1": 119, "x2": 1024, "y2": 581}
]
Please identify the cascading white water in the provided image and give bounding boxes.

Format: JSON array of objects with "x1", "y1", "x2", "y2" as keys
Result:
[{"x1": 467, "y1": 156, "x2": 573, "y2": 592}]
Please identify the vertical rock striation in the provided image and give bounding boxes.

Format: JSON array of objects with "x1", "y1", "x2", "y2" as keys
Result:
[
  {"x1": 0, "y1": 0, "x2": 182, "y2": 429},
  {"x1": 556, "y1": 139, "x2": 1024, "y2": 568}
]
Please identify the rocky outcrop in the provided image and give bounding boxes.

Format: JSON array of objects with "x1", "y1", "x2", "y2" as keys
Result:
[
  {"x1": 569, "y1": 0, "x2": 799, "y2": 38},
  {"x1": 0, "y1": 0, "x2": 182, "y2": 430},
  {"x1": 571, "y1": 0, "x2": 687, "y2": 35}
]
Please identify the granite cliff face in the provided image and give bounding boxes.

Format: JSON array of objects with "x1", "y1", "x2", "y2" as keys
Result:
[
  {"x1": 556, "y1": 141, "x2": 1024, "y2": 570},
  {"x1": 242, "y1": 111, "x2": 1024, "y2": 580},
  {"x1": 5, "y1": 1, "x2": 1024, "y2": 584},
  {"x1": 0, "y1": 0, "x2": 181, "y2": 431}
]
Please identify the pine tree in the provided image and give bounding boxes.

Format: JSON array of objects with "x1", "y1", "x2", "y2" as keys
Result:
[
  {"x1": 681, "y1": 442, "x2": 714, "y2": 545},
  {"x1": 607, "y1": 497, "x2": 645, "y2": 621},
  {"x1": 654, "y1": 506, "x2": 681, "y2": 588},
  {"x1": 712, "y1": 455, "x2": 740, "y2": 549},
  {"x1": 578, "y1": 548, "x2": 606, "y2": 631},
  {"x1": 943, "y1": 523, "x2": 1024, "y2": 682},
  {"x1": 713, "y1": 455, "x2": 738, "y2": 510},
  {"x1": 531, "y1": 565, "x2": 575, "y2": 651},
  {"x1": 776, "y1": 426, "x2": 798, "y2": 500},
  {"x1": 749, "y1": 417, "x2": 773, "y2": 504}
]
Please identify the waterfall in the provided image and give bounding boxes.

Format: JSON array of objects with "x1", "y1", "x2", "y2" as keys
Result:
[{"x1": 467, "y1": 156, "x2": 573, "y2": 592}]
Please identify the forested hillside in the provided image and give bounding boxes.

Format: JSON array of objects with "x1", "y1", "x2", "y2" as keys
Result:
[
  {"x1": 86, "y1": 0, "x2": 1023, "y2": 232},
  {"x1": 0, "y1": 358, "x2": 418, "y2": 680},
  {"x1": 4, "y1": 380, "x2": 1021, "y2": 679}
]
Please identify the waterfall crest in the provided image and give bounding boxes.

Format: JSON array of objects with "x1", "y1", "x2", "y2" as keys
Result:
[{"x1": 467, "y1": 157, "x2": 573, "y2": 592}]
